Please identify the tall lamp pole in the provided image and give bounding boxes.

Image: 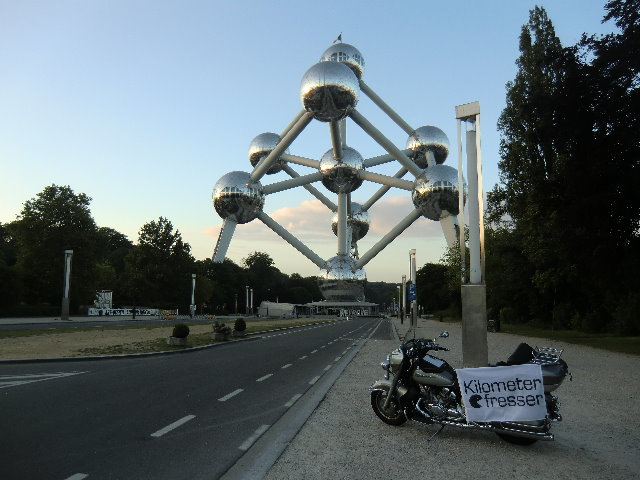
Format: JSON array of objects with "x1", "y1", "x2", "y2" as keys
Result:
[
  {"x1": 61, "y1": 250, "x2": 73, "y2": 321},
  {"x1": 456, "y1": 100, "x2": 488, "y2": 367},
  {"x1": 190, "y1": 274, "x2": 196, "y2": 318}
]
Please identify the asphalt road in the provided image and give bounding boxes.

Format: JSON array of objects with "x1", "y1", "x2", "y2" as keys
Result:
[{"x1": 0, "y1": 317, "x2": 383, "y2": 480}]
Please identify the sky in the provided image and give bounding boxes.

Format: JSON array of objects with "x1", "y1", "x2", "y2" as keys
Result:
[{"x1": 0, "y1": 0, "x2": 617, "y2": 283}]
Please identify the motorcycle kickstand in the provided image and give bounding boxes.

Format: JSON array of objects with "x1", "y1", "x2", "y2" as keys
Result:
[{"x1": 427, "y1": 424, "x2": 445, "y2": 441}]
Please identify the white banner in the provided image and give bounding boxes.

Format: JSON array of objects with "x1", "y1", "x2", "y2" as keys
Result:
[{"x1": 456, "y1": 364, "x2": 546, "y2": 422}]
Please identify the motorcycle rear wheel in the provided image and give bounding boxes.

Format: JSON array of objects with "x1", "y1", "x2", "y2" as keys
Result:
[
  {"x1": 371, "y1": 390, "x2": 407, "y2": 426},
  {"x1": 495, "y1": 432, "x2": 538, "y2": 445}
]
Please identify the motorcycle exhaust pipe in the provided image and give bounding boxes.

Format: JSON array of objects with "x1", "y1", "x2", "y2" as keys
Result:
[{"x1": 415, "y1": 400, "x2": 554, "y2": 441}]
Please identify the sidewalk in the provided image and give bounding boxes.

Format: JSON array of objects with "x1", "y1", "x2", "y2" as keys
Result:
[{"x1": 264, "y1": 315, "x2": 640, "y2": 480}]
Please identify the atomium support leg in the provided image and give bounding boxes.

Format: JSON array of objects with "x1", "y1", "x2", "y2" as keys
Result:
[
  {"x1": 213, "y1": 219, "x2": 237, "y2": 262},
  {"x1": 361, "y1": 167, "x2": 408, "y2": 211},
  {"x1": 349, "y1": 109, "x2": 423, "y2": 178},
  {"x1": 257, "y1": 211, "x2": 326, "y2": 269},
  {"x1": 250, "y1": 111, "x2": 314, "y2": 183},
  {"x1": 355, "y1": 208, "x2": 423, "y2": 269},
  {"x1": 281, "y1": 164, "x2": 337, "y2": 211}
]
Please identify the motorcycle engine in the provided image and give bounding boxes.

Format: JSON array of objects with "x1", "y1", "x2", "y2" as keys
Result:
[{"x1": 423, "y1": 387, "x2": 462, "y2": 420}]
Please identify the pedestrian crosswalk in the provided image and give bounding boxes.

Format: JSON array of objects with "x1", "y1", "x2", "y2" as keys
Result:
[{"x1": 0, "y1": 371, "x2": 87, "y2": 389}]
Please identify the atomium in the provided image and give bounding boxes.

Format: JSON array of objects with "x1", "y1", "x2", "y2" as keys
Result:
[
  {"x1": 331, "y1": 202, "x2": 370, "y2": 243},
  {"x1": 406, "y1": 126, "x2": 450, "y2": 168},
  {"x1": 319, "y1": 146, "x2": 364, "y2": 194},
  {"x1": 320, "y1": 43, "x2": 365, "y2": 79},
  {"x1": 300, "y1": 61, "x2": 359, "y2": 122},
  {"x1": 412, "y1": 164, "x2": 465, "y2": 221},
  {"x1": 248, "y1": 132, "x2": 288, "y2": 174},
  {"x1": 212, "y1": 171, "x2": 264, "y2": 224},
  {"x1": 317, "y1": 255, "x2": 366, "y2": 302},
  {"x1": 212, "y1": 42, "x2": 471, "y2": 304}
]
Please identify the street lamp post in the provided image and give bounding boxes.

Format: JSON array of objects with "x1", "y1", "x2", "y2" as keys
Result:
[
  {"x1": 190, "y1": 274, "x2": 196, "y2": 318},
  {"x1": 245, "y1": 285, "x2": 249, "y2": 315},
  {"x1": 409, "y1": 249, "x2": 417, "y2": 328},
  {"x1": 61, "y1": 250, "x2": 73, "y2": 321},
  {"x1": 456, "y1": 100, "x2": 488, "y2": 367}
]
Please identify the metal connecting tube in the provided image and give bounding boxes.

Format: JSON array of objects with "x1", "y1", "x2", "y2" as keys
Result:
[
  {"x1": 262, "y1": 171, "x2": 323, "y2": 195},
  {"x1": 349, "y1": 109, "x2": 423, "y2": 178},
  {"x1": 250, "y1": 111, "x2": 314, "y2": 183},
  {"x1": 281, "y1": 164, "x2": 337, "y2": 211},
  {"x1": 361, "y1": 167, "x2": 408, "y2": 211},
  {"x1": 359, "y1": 80, "x2": 415, "y2": 135}
]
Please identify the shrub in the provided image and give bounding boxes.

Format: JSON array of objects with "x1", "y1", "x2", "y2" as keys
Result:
[
  {"x1": 172, "y1": 323, "x2": 190, "y2": 338},
  {"x1": 234, "y1": 318, "x2": 246, "y2": 332}
]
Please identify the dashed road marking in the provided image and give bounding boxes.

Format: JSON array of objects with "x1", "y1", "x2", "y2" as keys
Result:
[
  {"x1": 284, "y1": 394, "x2": 302, "y2": 408},
  {"x1": 150, "y1": 415, "x2": 196, "y2": 438},
  {"x1": 323, "y1": 365, "x2": 332, "y2": 372},
  {"x1": 299, "y1": 355, "x2": 307, "y2": 360},
  {"x1": 334, "y1": 356, "x2": 341, "y2": 362},
  {"x1": 281, "y1": 364, "x2": 292, "y2": 369},
  {"x1": 256, "y1": 374, "x2": 273, "y2": 382},
  {"x1": 239, "y1": 424, "x2": 270, "y2": 451},
  {"x1": 311, "y1": 349, "x2": 318, "y2": 354},
  {"x1": 218, "y1": 389, "x2": 243, "y2": 402},
  {"x1": 65, "y1": 474, "x2": 89, "y2": 480},
  {"x1": 309, "y1": 376, "x2": 320, "y2": 385}
]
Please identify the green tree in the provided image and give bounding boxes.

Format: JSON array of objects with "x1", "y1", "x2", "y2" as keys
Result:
[
  {"x1": 11, "y1": 185, "x2": 99, "y2": 310},
  {"x1": 124, "y1": 217, "x2": 195, "y2": 309}
]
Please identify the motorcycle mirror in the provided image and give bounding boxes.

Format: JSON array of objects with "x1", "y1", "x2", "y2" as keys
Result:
[{"x1": 439, "y1": 331, "x2": 449, "y2": 338}]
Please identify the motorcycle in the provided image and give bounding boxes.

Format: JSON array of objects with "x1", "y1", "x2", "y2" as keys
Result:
[{"x1": 369, "y1": 332, "x2": 570, "y2": 445}]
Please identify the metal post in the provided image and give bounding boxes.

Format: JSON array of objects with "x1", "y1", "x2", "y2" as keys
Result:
[
  {"x1": 250, "y1": 288, "x2": 254, "y2": 315},
  {"x1": 245, "y1": 285, "x2": 249, "y2": 315},
  {"x1": 337, "y1": 193, "x2": 348, "y2": 256},
  {"x1": 61, "y1": 249, "x2": 73, "y2": 321},
  {"x1": 455, "y1": 101, "x2": 488, "y2": 367},
  {"x1": 456, "y1": 118, "x2": 467, "y2": 283},
  {"x1": 410, "y1": 249, "x2": 417, "y2": 327},
  {"x1": 235, "y1": 293, "x2": 238, "y2": 315},
  {"x1": 190, "y1": 274, "x2": 196, "y2": 318},
  {"x1": 401, "y1": 275, "x2": 407, "y2": 323},
  {"x1": 397, "y1": 285, "x2": 402, "y2": 322}
]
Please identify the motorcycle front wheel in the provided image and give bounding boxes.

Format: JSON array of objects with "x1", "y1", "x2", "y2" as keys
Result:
[{"x1": 371, "y1": 390, "x2": 407, "y2": 426}]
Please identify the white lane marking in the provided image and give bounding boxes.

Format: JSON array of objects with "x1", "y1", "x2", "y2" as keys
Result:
[
  {"x1": 309, "y1": 376, "x2": 320, "y2": 385},
  {"x1": 218, "y1": 389, "x2": 244, "y2": 402},
  {"x1": 281, "y1": 364, "x2": 292, "y2": 369},
  {"x1": 299, "y1": 355, "x2": 307, "y2": 360},
  {"x1": 320, "y1": 345, "x2": 326, "y2": 349},
  {"x1": 256, "y1": 374, "x2": 273, "y2": 382},
  {"x1": 65, "y1": 474, "x2": 89, "y2": 480},
  {"x1": 239, "y1": 424, "x2": 270, "y2": 451},
  {"x1": 284, "y1": 394, "x2": 303, "y2": 408},
  {"x1": 310, "y1": 349, "x2": 318, "y2": 354},
  {"x1": 323, "y1": 365, "x2": 332, "y2": 372},
  {"x1": 0, "y1": 371, "x2": 87, "y2": 389},
  {"x1": 150, "y1": 415, "x2": 196, "y2": 438},
  {"x1": 334, "y1": 356, "x2": 341, "y2": 362}
]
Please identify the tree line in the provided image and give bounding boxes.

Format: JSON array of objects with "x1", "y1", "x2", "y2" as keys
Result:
[
  {"x1": 457, "y1": 1, "x2": 638, "y2": 334},
  {"x1": 0, "y1": 184, "x2": 401, "y2": 316}
]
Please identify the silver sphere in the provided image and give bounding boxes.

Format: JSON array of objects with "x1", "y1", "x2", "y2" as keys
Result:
[
  {"x1": 319, "y1": 146, "x2": 364, "y2": 193},
  {"x1": 318, "y1": 255, "x2": 366, "y2": 302},
  {"x1": 331, "y1": 202, "x2": 370, "y2": 242},
  {"x1": 406, "y1": 126, "x2": 450, "y2": 168},
  {"x1": 300, "y1": 61, "x2": 359, "y2": 122},
  {"x1": 412, "y1": 165, "x2": 465, "y2": 221},
  {"x1": 248, "y1": 132, "x2": 288, "y2": 175},
  {"x1": 212, "y1": 171, "x2": 264, "y2": 224},
  {"x1": 320, "y1": 43, "x2": 365, "y2": 79}
]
